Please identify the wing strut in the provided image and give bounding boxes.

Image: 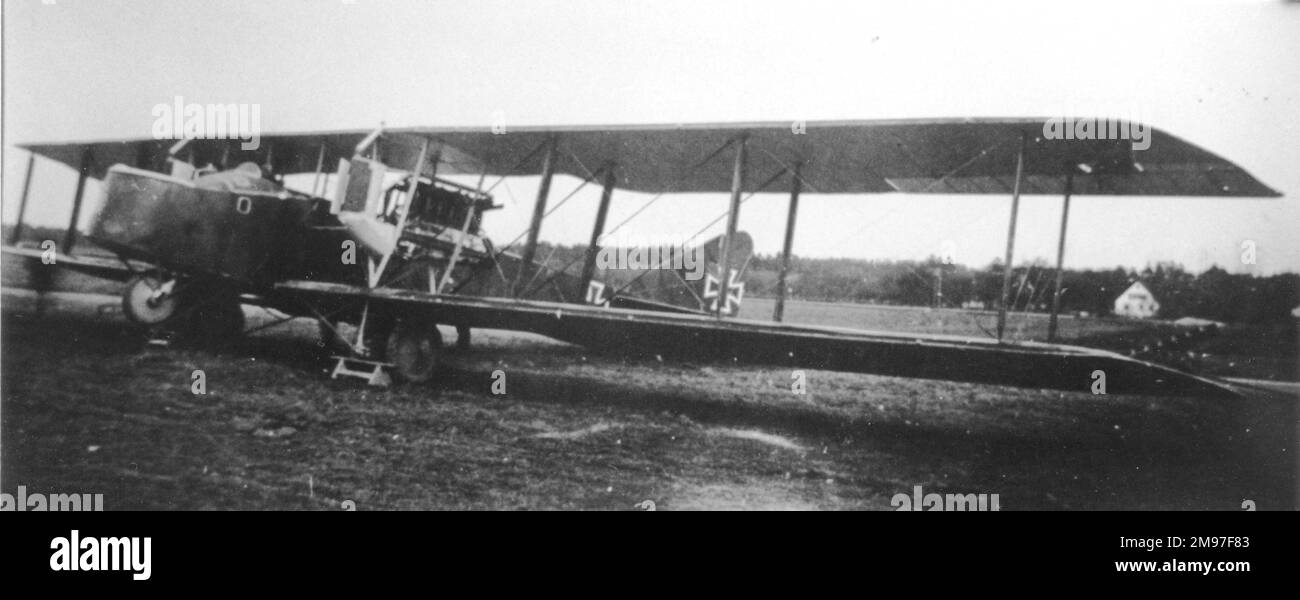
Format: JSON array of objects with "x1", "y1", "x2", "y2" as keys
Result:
[
  {"x1": 773, "y1": 161, "x2": 803, "y2": 323},
  {"x1": 995, "y1": 134, "x2": 1027, "y2": 341},
  {"x1": 371, "y1": 137, "x2": 434, "y2": 286},
  {"x1": 716, "y1": 134, "x2": 748, "y2": 318},
  {"x1": 62, "y1": 147, "x2": 94, "y2": 253},
  {"x1": 1048, "y1": 170, "x2": 1075, "y2": 341},
  {"x1": 516, "y1": 136, "x2": 558, "y2": 296},
  {"x1": 9, "y1": 152, "x2": 35, "y2": 245},
  {"x1": 310, "y1": 143, "x2": 327, "y2": 197},
  {"x1": 579, "y1": 164, "x2": 618, "y2": 300}
]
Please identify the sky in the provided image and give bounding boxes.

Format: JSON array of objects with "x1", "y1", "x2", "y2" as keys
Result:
[{"x1": 2, "y1": 0, "x2": 1298, "y2": 275}]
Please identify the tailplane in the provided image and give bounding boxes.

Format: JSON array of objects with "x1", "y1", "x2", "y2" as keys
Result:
[{"x1": 596, "y1": 232, "x2": 753, "y2": 316}]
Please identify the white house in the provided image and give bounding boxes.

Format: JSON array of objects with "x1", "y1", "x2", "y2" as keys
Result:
[{"x1": 1113, "y1": 281, "x2": 1160, "y2": 318}]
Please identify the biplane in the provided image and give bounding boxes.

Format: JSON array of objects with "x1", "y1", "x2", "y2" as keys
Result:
[{"x1": 3, "y1": 118, "x2": 1280, "y2": 396}]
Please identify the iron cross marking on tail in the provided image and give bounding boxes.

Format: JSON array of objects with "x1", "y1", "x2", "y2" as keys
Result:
[{"x1": 703, "y1": 267, "x2": 745, "y2": 315}]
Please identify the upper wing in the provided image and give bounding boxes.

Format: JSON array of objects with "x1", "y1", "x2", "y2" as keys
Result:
[{"x1": 19, "y1": 118, "x2": 1280, "y2": 197}]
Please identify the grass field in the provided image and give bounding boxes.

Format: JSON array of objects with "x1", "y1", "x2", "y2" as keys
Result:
[{"x1": 2, "y1": 289, "x2": 1295, "y2": 510}]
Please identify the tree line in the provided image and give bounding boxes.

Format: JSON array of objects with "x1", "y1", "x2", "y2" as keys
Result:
[
  {"x1": 742, "y1": 254, "x2": 1299, "y2": 324},
  {"x1": 8, "y1": 224, "x2": 1295, "y2": 325},
  {"x1": 528, "y1": 241, "x2": 1297, "y2": 324}
]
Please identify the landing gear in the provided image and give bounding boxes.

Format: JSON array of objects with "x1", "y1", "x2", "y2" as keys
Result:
[
  {"x1": 123, "y1": 275, "x2": 245, "y2": 345},
  {"x1": 320, "y1": 305, "x2": 445, "y2": 386},
  {"x1": 122, "y1": 275, "x2": 179, "y2": 325},
  {"x1": 385, "y1": 319, "x2": 442, "y2": 383},
  {"x1": 456, "y1": 325, "x2": 471, "y2": 350}
]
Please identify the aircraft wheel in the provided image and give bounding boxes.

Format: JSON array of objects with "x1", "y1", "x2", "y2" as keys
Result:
[
  {"x1": 456, "y1": 325, "x2": 471, "y2": 351},
  {"x1": 385, "y1": 321, "x2": 442, "y2": 383},
  {"x1": 123, "y1": 275, "x2": 178, "y2": 325}
]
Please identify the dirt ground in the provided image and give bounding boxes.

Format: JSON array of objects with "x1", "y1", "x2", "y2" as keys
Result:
[{"x1": 1, "y1": 290, "x2": 1296, "y2": 510}]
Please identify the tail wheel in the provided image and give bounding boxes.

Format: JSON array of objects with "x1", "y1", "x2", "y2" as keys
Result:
[
  {"x1": 123, "y1": 275, "x2": 178, "y2": 325},
  {"x1": 385, "y1": 321, "x2": 442, "y2": 383}
]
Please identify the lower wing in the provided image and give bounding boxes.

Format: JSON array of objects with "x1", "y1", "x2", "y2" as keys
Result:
[{"x1": 275, "y1": 279, "x2": 1248, "y2": 399}]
